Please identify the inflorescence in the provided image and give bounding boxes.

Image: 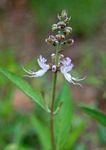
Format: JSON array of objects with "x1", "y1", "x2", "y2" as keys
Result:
[{"x1": 24, "y1": 10, "x2": 84, "y2": 86}]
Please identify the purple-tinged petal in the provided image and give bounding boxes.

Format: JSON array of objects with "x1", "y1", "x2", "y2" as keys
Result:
[
  {"x1": 60, "y1": 57, "x2": 72, "y2": 67},
  {"x1": 60, "y1": 57, "x2": 74, "y2": 73},
  {"x1": 37, "y1": 55, "x2": 50, "y2": 70}
]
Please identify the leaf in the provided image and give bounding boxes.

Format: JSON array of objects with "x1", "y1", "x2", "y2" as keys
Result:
[
  {"x1": 31, "y1": 116, "x2": 50, "y2": 150},
  {"x1": 13, "y1": 123, "x2": 24, "y2": 146},
  {"x1": 81, "y1": 106, "x2": 106, "y2": 127},
  {"x1": 54, "y1": 81, "x2": 73, "y2": 150},
  {"x1": 0, "y1": 68, "x2": 45, "y2": 110},
  {"x1": 74, "y1": 143, "x2": 87, "y2": 150},
  {"x1": 64, "y1": 119, "x2": 85, "y2": 149},
  {"x1": 97, "y1": 124, "x2": 106, "y2": 144}
]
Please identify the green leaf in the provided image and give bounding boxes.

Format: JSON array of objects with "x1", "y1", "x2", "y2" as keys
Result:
[
  {"x1": 0, "y1": 67, "x2": 45, "y2": 110},
  {"x1": 13, "y1": 123, "x2": 24, "y2": 146},
  {"x1": 74, "y1": 143, "x2": 87, "y2": 150},
  {"x1": 54, "y1": 81, "x2": 73, "y2": 150},
  {"x1": 81, "y1": 106, "x2": 106, "y2": 127},
  {"x1": 97, "y1": 124, "x2": 106, "y2": 144},
  {"x1": 64, "y1": 119, "x2": 85, "y2": 149},
  {"x1": 31, "y1": 116, "x2": 50, "y2": 150}
]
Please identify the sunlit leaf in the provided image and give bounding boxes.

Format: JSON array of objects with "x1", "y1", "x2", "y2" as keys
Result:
[
  {"x1": 81, "y1": 106, "x2": 106, "y2": 126},
  {"x1": 0, "y1": 68, "x2": 45, "y2": 110},
  {"x1": 54, "y1": 81, "x2": 73, "y2": 150}
]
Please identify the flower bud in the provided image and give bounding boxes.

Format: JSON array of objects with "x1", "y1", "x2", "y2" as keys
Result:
[
  {"x1": 64, "y1": 27, "x2": 72, "y2": 35},
  {"x1": 52, "y1": 24, "x2": 58, "y2": 31},
  {"x1": 52, "y1": 65, "x2": 57, "y2": 72},
  {"x1": 51, "y1": 53, "x2": 55, "y2": 57},
  {"x1": 61, "y1": 10, "x2": 67, "y2": 19},
  {"x1": 64, "y1": 29, "x2": 70, "y2": 35},
  {"x1": 59, "y1": 54, "x2": 64, "y2": 59},
  {"x1": 62, "y1": 39, "x2": 74, "y2": 45},
  {"x1": 66, "y1": 27, "x2": 72, "y2": 31},
  {"x1": 64, "y1": 17, "x2": 71, "y2": 24},
  {"x1": 45, "y1": 35, "x2": 59, "y2": 46},
  {"x1": 45, "y1": 38, "x2": 53, "y2": 44},
  {"x1": 67, "y1": 39, "x2": 74, "y2": 45},
  {"x1": 58, "y1": 10, "x2": 69, "y2": 22},
  {"x1": 57, "y1": 21, "x2": 66, "y2": 28},
  {"x1": 55, "y1": 34, "x2": 65, "y2": 41},
  {"x1": 51, "y1": 53, "x2": 56, "y2": 63},
  {"x1": 53, "y1": 40, "x2": 59, "y2": 46}
]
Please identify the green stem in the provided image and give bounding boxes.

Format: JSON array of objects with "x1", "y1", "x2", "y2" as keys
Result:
[
  {"x1": 50, "y1": 73, "x2": 57, "y2": 150},
  {"x1": 55, "y1": 44, "x2": 61, "y2": 65},
  {"x1": 50, "y1": 44, "x2": 60, "y2": 150}
]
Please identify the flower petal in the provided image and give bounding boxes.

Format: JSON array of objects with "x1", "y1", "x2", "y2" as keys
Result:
[
  {"x1": 24, "y1": 69, "x2": 48, "y2": 78},
  {"x1": 34, "y1": 69, "x2": 48, "y2": 77},
  {"x1": 61, "y1": 71, "x2": 82, "y2": 87},
  {"x1": 60, "y1": 64, "x2": 73, "y2": 73},
  {"x1": 63, "y1": 72, "x2": 72, "y2": 82},
  {"x1": 37, "y1": 55, "x2": 50, "y2": 70},
  {"x1": 60, "y1": 57, "x2": 84, "y2": 87},
  {"x1": 60, "y1": 57, "x2": 72, "y2": 66},
  {"x1": 23, "y1": 64, "x2": 49, "y2": 78},
  {"x1": 60, "y1": 57, "x2": 74, "y2": 73}
]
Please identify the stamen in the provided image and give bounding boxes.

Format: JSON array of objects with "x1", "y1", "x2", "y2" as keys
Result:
[{"x1": 23, "y1": 67, "x2": 35, "y2": 75}]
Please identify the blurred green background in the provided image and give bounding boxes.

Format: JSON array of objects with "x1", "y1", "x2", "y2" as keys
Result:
[{"x1": 0, "y1": 0, "x2": 106, "y2": 149}]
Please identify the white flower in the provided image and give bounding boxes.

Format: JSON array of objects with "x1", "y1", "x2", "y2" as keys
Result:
[
  {"x1": 60, "y1": 57, "x2": 84, "y2": 86},
  {"x1": 23, "y1": 55, "x2": 84, "y2": 86},
  {"x1": 23, "y1": 55, "x2": 50, "y2": 77}
]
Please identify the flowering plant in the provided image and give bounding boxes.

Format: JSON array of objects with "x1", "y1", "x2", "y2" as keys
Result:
[
  {"x1": 24, "y1": 11, "x2": 84, "y2": 86},
  {"x1": 23, "y1": 10, "x2": 84, "y2": 150},
  {"x1": 0, "y1": 10, "x2": 85, "y2": 150}
]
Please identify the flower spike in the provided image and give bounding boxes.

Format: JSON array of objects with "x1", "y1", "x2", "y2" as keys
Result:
[{"x1": 23, "y1": 10, "x2": 85, "y2": 86}]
